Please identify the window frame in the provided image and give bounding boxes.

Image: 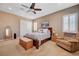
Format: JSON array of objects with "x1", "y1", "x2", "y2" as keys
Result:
[{"x1": 62, "y1": 13, "x2": 78, "y2": 33}]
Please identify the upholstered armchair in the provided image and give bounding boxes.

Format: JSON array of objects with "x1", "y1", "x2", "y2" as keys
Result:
[{"x1": 56, "y1": 33, "x2": 79, "y2": 52}]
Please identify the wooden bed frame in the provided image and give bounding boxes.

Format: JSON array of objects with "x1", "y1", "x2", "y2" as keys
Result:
[
  {"x1": 33, "y1": 27, "x2": 52, "y2": 49},
  {"x1": 24, "y1": 27, "x2": 52, "y2": 49}
]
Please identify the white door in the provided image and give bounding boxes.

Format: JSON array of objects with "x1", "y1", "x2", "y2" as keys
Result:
[{"x1": 20, "y1": 19, "x2": 32, "y2": 37}]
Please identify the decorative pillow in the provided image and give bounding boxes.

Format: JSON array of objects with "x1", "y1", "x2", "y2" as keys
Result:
[
  {"x1": 64, "y1": 37, "x2": 71, "y2": 40},
  {"x1": 64, "y1": 37, "x2": 77, "y2": 41},
  {"x1": 42, "y1": 29, "x2": 48, "y2": 33},
  {"x1": 38, "y1": 29, "x2": 43, "y2": 33},
  {"x1": 42, "y1": 29, "x2": 50, "y2": 34}
]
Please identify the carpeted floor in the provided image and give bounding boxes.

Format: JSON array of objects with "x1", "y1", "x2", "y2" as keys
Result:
[{"x1": 0, "y1": 39, "x2": 79, "y2": 56}]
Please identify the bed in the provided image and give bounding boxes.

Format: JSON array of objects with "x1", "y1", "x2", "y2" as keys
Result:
[{"x1": 24, "y1": 27, "x2": 52, "y2": 49}]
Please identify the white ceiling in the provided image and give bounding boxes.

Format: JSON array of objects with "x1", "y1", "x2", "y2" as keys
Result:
[{"x1": 0, "y1": 3, "x2": 78, "y2": 20}]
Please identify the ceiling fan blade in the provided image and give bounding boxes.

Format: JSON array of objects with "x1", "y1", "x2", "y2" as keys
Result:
[
  {"x1": 30, "y1": 3, "x2": 35, "y2": 9},
  {"x1": 26, "y1": 9, "x2": 32, "y2": 12},
  {"x1": 33, "y1": 11, "x2": 36, "y2": 14},
  {"x1": 34, "y1": 8, "x2": 42, "y2": 11},
  {"x1": 21, "y1": 4, "x2": 29, "y2": 8}
]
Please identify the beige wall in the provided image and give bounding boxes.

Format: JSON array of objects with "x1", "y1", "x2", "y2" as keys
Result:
[
  {"x1": 0, "y1": 4, "x2": 78, "y2": 39},
  {"x1": 33, "y1": 5, "x2": 79, "y2": 36},
  {"x1": 0, "y1": 11, "x2": 21, "y2": 39}
]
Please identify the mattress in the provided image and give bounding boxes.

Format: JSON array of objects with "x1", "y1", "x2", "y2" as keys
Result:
[
  {"x1": 24, "y1": 32, "x2": 50, "y2": 40},
  {"x1": 24, "y1": 32, "x2": 50, "y2": 45}
]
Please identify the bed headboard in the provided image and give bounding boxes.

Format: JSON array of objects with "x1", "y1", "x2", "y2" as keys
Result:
[{"x1": 48, "y1": 27, "x2": 52, "y2": 37}]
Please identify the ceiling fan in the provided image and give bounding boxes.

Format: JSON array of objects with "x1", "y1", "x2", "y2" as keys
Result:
[{"x1": 21, "y1": 3, "x2": 42, "y2": 14}]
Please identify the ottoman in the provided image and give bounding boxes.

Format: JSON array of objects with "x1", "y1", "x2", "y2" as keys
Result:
[{"x1": 19, "y1": 37, "x2": 33, "y2": 50}]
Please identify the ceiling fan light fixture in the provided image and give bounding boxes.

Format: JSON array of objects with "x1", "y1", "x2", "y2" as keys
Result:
[{"x1": 21, "y1": 3, "x2": 42, "y2": 14}]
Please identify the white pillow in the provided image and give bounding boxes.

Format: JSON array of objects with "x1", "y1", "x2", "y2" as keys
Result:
[
  {"x1": 38, "y1": 29, "x2": 50, "y2": 34},
  {"x1": 42, "y1": 29, "x2": 48, "y2": 33},
  {"x1": 38, "y1": 29, "x2": 43, "y2": 33},
  {"x1": 42, "y1": 29, "x2": 50, "y2": 34}
]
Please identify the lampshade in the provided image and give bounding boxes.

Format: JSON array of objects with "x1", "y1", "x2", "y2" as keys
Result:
[
  {"x1": 55, "y1": 33, "x2": 58, "y2": 36},
  {"x1": 53, "y1": 30, "x2": 55, "y2": 33}
]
